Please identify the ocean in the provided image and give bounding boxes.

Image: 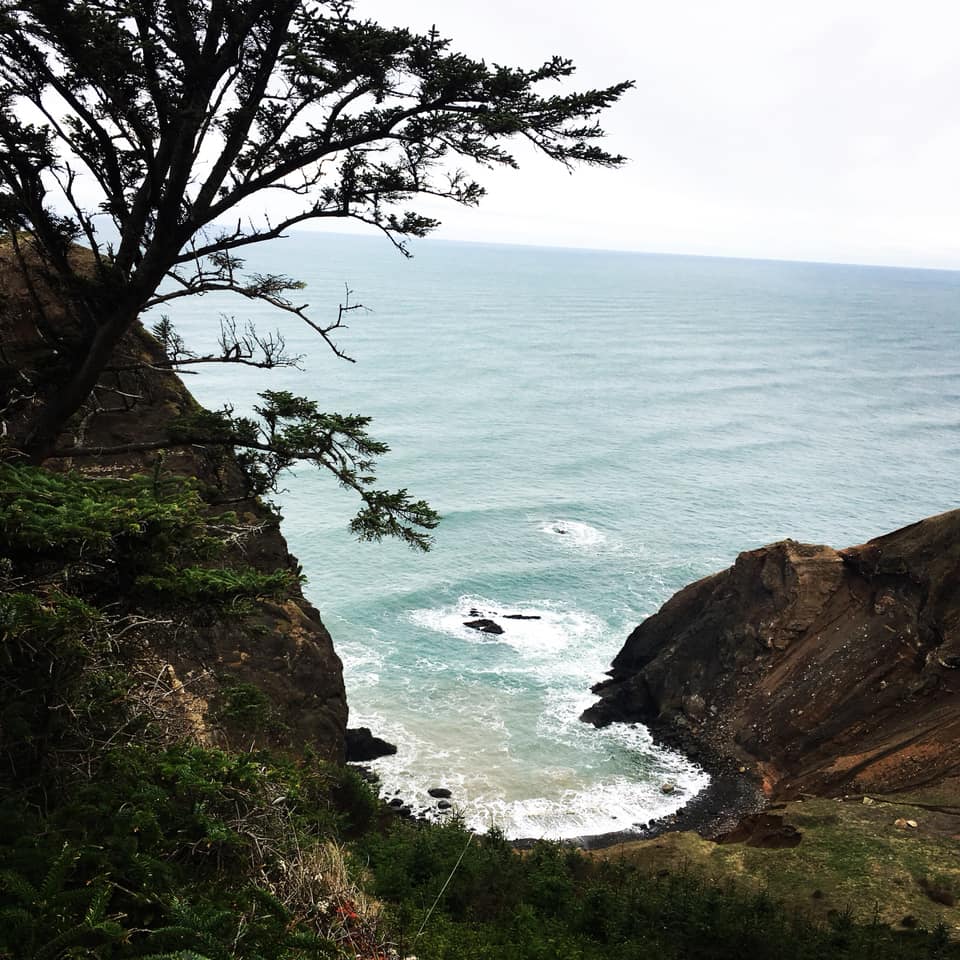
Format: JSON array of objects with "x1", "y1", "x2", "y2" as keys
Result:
[{"x1": 167, "y1": 231, "x2": 960, "y2": 839}]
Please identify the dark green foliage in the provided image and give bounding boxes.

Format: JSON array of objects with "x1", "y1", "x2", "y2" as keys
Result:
[
  {"x1": 0, "y1": 462, "x2": 210, "y2": 567},
  {"x1": 47, "y1": 745, "x2": 345, "y2": 883},
  {"x1": 359, "y1": 819, "x2": 960, "y2": 960},
  {"x1": 137, "y1": 890, "x2": 337, "y2": 959},
  {"x1": 0, "y1": 588, "x2": 124, "y2": 782},
  {"x1": 0, "y1": 744, "x2": 378, "y2": 958},
  {"x1": 168, "y1": 390, "x2": 441, "y2": 551},
  {"x1": 0, "y1": 463, "x2": 298, "y2": 784},
  {"x1": 0, "y1": 845, "x2": 126, "y2": 959},
  {"x1": 215, "y1": 681, "x2": 276, "y2": 733},
  {"x1": 135, "y1": 565, "x2": 298, "y2": 606},
  {"x1": 0, "y1": 462, "x2": 296, "y2": 608}
]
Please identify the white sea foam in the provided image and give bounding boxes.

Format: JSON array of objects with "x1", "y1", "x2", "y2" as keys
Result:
[
  {"x1": 539, "y1": 519, "x2": 608, "y2": 548},
  {"x1": 338, "y1": 645, "x2": 383, "y2": 688},
  {"x1": 350, "y1": 691, "x2": 710, "y2": 840},
  {"x1": 355, "y1": 729, "x2": 708, "y2": 839},
  {"x1": 408, "y1": 595, "x2": 606, "y2": 658},
  {"x1": 376, "y1": 593, "x2": 714, "y2": 838}
]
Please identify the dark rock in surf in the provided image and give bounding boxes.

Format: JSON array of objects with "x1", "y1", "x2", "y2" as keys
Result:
[
  {"x1": 428, "y1": 787, "x2": 452, "y2": 799},
  {"x1": 504, "y1": 613, "x2": 542, "y2": 620},
  {"x1": 464, "y1": 618, "x2": 504, "y2": 635},
  {"x1": 345, "y1": 726, "x2": 398, "y2": 762}
]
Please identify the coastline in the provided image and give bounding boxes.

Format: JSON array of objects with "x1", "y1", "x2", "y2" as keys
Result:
[
  {"x1": 514, "y1": 727, "x2": 767, "y2": 850},
  {"x1": 363, "y1": 718, "x2": 768, "y2": 851}
]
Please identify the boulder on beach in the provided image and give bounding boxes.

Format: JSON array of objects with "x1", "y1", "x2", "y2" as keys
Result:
[{"x1": 344, "y1": 727, "x2": 398, "y2": 762}]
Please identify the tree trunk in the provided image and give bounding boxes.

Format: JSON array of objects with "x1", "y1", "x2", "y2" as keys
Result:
[{"x1": 24, "y1": 313, "x2": 135, "y2": 461}]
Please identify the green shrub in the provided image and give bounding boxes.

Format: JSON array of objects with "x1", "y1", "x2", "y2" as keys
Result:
[
  {"x1": 135, "y1": 565, "x2": 298, "y2": 606},
  {"x1": 358, "y1": 819, "x2": 960, "y2": 960},
  {"x1": 0, "y1": 463, "x2": 211, "y2": 564},
  {"x1": 0, "y1": 589, "x2": 124, "y2": 781},
  {"x1": 216, "y1": 681, "x2": 276, "y2": 732}
]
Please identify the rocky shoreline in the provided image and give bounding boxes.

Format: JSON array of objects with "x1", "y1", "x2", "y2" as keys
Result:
[
  {"x1": 359, "y1": 511, "x2": 960, "y2": 849},
  {"x1": 580, "y1": 513, "x2": 960, "y2": 803},
  {"x1": 553, "y1": 714, "x2": 768, "y2": 850},
  {"x1": 359, "y1": 709, "x2": 767, "y2": 849}
]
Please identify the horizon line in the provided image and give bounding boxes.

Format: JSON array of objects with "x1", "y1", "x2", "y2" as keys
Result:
[{"x1": 282, "y1": 225, "x2": 960, "y2": 276}]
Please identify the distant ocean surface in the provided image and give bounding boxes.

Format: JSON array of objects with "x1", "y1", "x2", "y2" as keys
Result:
[{"x1": 167, "y1": 232, "x2": 960, "y2": 839}]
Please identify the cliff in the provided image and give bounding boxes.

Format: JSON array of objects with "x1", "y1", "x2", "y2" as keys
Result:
[
  {"x1": 583, "y1": 512, "x2": 960, "y2": 799},
  {"x1": 0, "y1": 242, "x2": 348, "y2": 760}
]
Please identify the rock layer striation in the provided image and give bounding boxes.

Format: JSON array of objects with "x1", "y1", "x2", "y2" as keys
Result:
[{"x1": 583, "y1": 513, "x2": 960, "y2": 799}]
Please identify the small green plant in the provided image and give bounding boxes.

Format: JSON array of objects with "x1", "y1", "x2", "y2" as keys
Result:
[
  {"x1": 135, "y1": 565, "x2": 298, "y2": 607},
  {"x1": 216, "y1": 682, "x2": 275, "y2": 733},
  {"x1": 0, "y1": 844, "x2": 125, "y2": 959}
]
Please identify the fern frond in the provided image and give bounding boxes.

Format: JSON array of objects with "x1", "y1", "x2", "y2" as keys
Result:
[
  {"x1": 38, "y1": 843, "x2": 79, "y2": 903},
  {"x1": 0, "y1": 868, "x2": 39, "y2": 906}
]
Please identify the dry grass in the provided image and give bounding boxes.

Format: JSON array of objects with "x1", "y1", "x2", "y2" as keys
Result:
[
  {"x1": 267, "y1": 838, "x2": 391, "y2": 959},
  {"x1": 594, "y1": 794, "x2": 960, "y2": 937}
]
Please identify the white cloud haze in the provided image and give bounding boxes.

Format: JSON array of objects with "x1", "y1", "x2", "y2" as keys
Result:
[{"x1": 338, "y1": 0, "x2": 960, "y2": 269}]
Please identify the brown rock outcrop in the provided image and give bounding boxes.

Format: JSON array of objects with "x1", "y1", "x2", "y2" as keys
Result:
[
  {"x1": 583, "y1": 513, "x2": 960, "y2": 799},
  {"x1": 1, "y1": 243, "x2": 348, "y2": 761}
]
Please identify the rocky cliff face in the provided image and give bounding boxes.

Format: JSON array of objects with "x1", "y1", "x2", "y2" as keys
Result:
[
  {"x1": 583, "y1": 513, "x2": 960, "y2": 799},
  {"x1": 83, "y1": 338, "x2": 349, "y2": 760},
  {"x1": 1, "y1": 243, "x2": 348, "y2": 761}
]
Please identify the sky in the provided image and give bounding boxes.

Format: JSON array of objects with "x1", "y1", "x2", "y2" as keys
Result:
[{"x1": 334, "y1": 0, "x2": 960, "y2": 269}]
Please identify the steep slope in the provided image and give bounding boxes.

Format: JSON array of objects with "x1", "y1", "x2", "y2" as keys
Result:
[
  {"x1": 583, "y1": 512, "x2": 960, "y2": 799},
  {"x1": 0, "y1": 241, "x2": 348, "y2": 760}
]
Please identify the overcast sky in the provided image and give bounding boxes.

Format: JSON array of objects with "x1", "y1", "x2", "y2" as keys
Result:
[{"x1": 336, "y1": 0, "x2": 960, "y2": 269}]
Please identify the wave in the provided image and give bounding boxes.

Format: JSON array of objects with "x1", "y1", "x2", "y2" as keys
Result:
[
  {"x1": 408, "y1": 594, "x2": 606, "y2": 658},
  {"x1": 539, "y1": 519, "x2": 608, "y2": 548},
  {"x1": 349, "y1": 707, "x2": 709, "y2": 840}
]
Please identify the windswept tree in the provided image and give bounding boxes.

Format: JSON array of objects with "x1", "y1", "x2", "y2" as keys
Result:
[{"x1": 0, "y1": 0, "x2": 631, "y2": 547}]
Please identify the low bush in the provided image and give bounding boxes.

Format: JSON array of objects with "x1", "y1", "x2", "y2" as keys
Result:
[{"x1": 359, "y1": 819, "x2": 959, "y2": 960}]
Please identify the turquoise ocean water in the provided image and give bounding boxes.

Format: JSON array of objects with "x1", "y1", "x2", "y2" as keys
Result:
[{"x1": 167, "y1": 232, "x2": 960, "y2": 839}]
